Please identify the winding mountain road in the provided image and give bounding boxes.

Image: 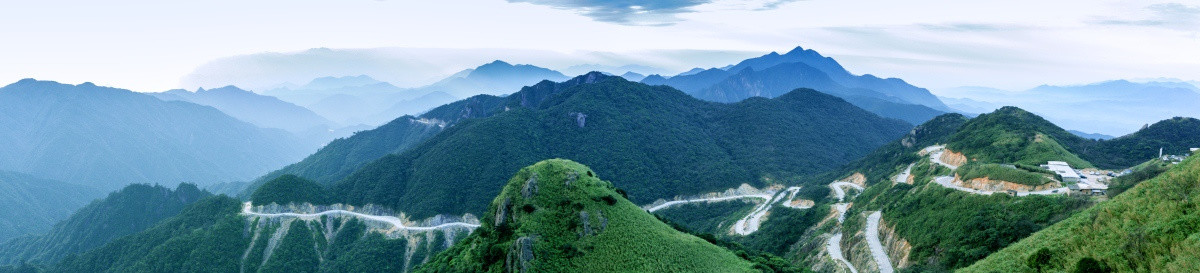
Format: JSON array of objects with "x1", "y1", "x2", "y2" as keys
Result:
[
  {"x1": 865, "y1": 211, "x2": 894, "y2": 273},
  {"x1": 827, "y1": 232, "x2": 859, "y2": 273},
  {"x1": 644, "y1": 194, "x2": 773, "y2": 213},
  {"x1": 926, "y1": 145, "x2": 959, "y2": 170},
  {"x1": 894, "y1": 164, "x2": 914, "y2": 184},
  {"x1": 825, "y1": 181, "x2": 864, "y2": 273},
  {"x1": 830, "y1": 182, "x2": 864, "y2": 202},
  {"x1": 240, "y1": 202, "x2": 480, "y2": 231}
]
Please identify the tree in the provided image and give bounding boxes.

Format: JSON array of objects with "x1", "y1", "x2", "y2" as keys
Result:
[
  {"x1": 1026, "y1": 248, "x2": 1052, "y2": 273},
  {"x1": 1072, "y1": 257, "x2": 1110, "y2": 273}
]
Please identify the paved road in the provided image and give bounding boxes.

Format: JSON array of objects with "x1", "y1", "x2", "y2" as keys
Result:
[
  {"x1": 926, "y1": 146, "x2": 959, "y2": 170},
  {"x1": 894, "y1": 164, "x2": 914, "y2": 184},
  {"x1": 827, "y1": 232, "x2": 859, "y2": 273},
  {"x1": 865, "y1": 211, "x2": 895, "y2": 273},
  {"x1": 240, "y1": 202, "x2": 480, "y2": 231},
  {"x1": 824, "y1": 181, "x2": 863, "y2": 273},
  {"x1": 830, "y1": 182, "x2": 864, "y2": 202},
  {"x1": 644, "y1": 194, "x2": 773, "y2": 212}
]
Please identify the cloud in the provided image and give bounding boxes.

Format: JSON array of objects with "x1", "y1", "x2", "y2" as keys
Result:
[
  {"x1": 1091, "y1": 2, "x2": 1200, "y2": 31},
  {"x1": 508, "y1": 0, "x2": 710, "y2": 26},
  {"x1": 507, "y1": 0, "x2": 802, "y2": 26},
  {"x1": 917, "y1": 23, "x2": 1031, "y2": 32}
]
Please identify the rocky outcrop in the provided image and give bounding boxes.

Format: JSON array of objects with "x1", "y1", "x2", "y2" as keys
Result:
[
  {"x1": 495, "y1": 198, "x2": 511, "y2": 226},
  {"x1": 844, "y1": 173, "x2": 867, "y2": 187},
  {"x1": 522, "y1": 173, "x2": 539, "y2": 198},
  {"x1": 506, "y1": 236, "x2": 537, "y2": 273},
  {"x1": 940, "y1": 149, "x2": 968, "y2": 167}
]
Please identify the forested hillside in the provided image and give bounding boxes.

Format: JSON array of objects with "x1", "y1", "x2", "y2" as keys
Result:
[
  {"x1": 325, "y1": 73, "x2": 910, "y2": 218},
  {"x1": 0, "y1": 184, "x2": 210, "y2": 266}
]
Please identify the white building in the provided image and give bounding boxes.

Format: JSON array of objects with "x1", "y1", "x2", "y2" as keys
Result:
[{"x1": 1044, "y1": 161, "x2": 1080, "y2": 183}]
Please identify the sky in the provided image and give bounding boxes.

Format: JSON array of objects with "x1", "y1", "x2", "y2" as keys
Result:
[{"x1": 1, "y1": 0, "x2": 1198, "y2": 92}]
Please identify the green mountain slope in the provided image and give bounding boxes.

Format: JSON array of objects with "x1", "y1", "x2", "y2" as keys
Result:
[
  {"x1": 247, "y1": 72, "x2": 611, "y2": 191},
  {"x1": 946, "y1": 106, "x2": 1092, "y2": 168},
  {"x1": 0, "y1": 172, "x2": 102, "y2": 243},
  {"x1": 0, "y1": 184, "x2": 210, "y2": 265},
  {"x1": 1074, "y1": 117, "x2": 1200, "y2": 169},
  {"x1": 417, "y1": 159, "x2": 758, "y2": 273},
  {"x1": 774, "y1": 109, "x2": 1098, "y2": 272},
  {"x1": 328, "y1": 73, "x2": 911, "y2": 218},
  {"x1": 962, "y1": 155, "x2": 1200, "y2": 273},
  {"x1": 42, "y1": 194, "x2": 466, "y2": 273}
]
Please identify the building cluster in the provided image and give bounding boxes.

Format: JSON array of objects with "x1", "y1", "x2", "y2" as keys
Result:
[{"x1": 1042, "y1": 161, "x2": 1107, "y2": 196}]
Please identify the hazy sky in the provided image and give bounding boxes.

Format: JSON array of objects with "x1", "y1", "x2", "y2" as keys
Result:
[{"x1": 2, "y1": 0, "x2": 1198, "y2": 91}]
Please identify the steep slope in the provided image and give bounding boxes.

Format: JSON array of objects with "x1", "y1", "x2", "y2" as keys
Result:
[
  {"x1": 151, "y1": 86, "x2": 333, "y2": 133},
  {"x1": 252, "y1": 116, "x2": 446, "y2": 187},
  {"x1": 945, "y1": 106, "x2": 1093, "y2": 168},
  {"x1": 0, "y1": 79, "x2": 311, "y2": 190},
  {"x1": 248, "y1": 72, "x2": 662, "y2": 189},
  {"x1": 416, "y1": 159, "x2": 758, "y2": 272},
  {"x1": 777, "y1": 109, "x2": 1102, "y2": 272},
  {"x1": 328, "y1": 73, "x2": 910, "y2": 218},
  {"x1": 0, "y1": 184, "x2": 210, "y2": 265},
  {"x1": 0, "y1": 172, "x2": 102, "y2": 243},
  {"x1": 963, "y1": 156, "x2": 1200, "y2": 272}
]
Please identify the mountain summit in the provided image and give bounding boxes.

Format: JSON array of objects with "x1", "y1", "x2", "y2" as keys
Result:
[{"x1": 417, "y1": 159, "x2": 757, "y2": 272}]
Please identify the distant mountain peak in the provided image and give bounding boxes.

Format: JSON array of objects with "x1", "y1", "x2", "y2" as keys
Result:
[{"x1": 483, "y1": 60, "x2": 511, "y2": 67}]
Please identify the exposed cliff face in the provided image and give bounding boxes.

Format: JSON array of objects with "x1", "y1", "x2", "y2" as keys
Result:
[
  {"x1": 241, "y1": 214, "x2": 471, "y2": 273},
  {"x1": 877, "y1": 218, "x2": 912, "y2": 270},
  {"x1": 940, "y1": 149, "x2": 968, "y2": 167},
  {"x1": 844, "y1": 173, "x2": 868, "y2": 187}
]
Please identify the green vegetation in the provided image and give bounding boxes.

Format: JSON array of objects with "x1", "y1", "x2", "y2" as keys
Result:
[
  {"x1": 1074, "y1": 117, "x2": 1200, "y2": 169},
  {"x1": 251, "y1": 175, "x2": 329, "y2": 206},
  {"x1": 657, "y1": 215, "x2": 809, "y2": 273},
  {"x1": 737, "y1": 204, "x2": 830, "y2": 256},
  {"x1": 652, "y1": 200, "x2": 757, "y2": 234},
  {"x1": 36, "y1": 193, "x2": 455, "y2": 272},
  {"x1": 417, "y1": 159, "x2": 760, "y2": 272},
  {"x1": 329, "y1": 74, "x2": 910, "y2": 218},
  {"x1": 49, "y1": 196, "x2": 243, "y2": 273},
  {"x1": 961, "y1": 156, "x2": 1200, "y2": 273},
  {"x1": 788, "y1": 109, "x2": 1104, "y2": 272},
  {"x1": 946, "y1": 107, "x2": 1093, "y2": 168},
  {"x1": 841, "y1": 158, "x2": 1091, "y2": 272},
  {"x1": 955, "y1": 163, "x2": 1054, "y2": 186},
  {"x1": 1106, "y1": 159, "x2": 1172, "y2": 198},
  {"x1": 0, "y1": 184, "x2": 210, "y2": 266},
  {"x1": 250, "y1": 114, "x2": 446, "y2": 189}
]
